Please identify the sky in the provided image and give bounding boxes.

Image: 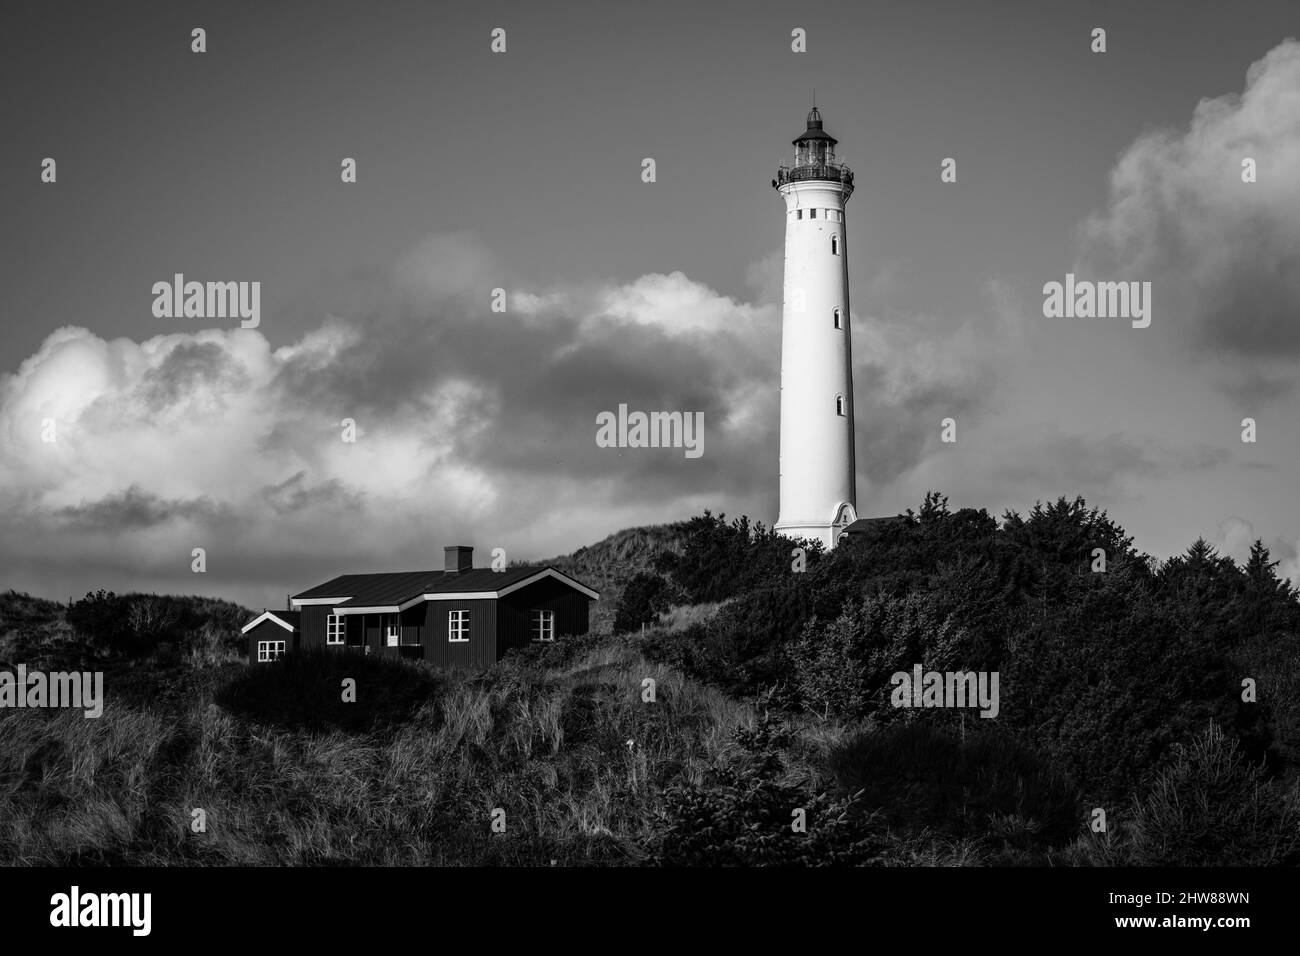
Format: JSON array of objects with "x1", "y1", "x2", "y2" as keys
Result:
[{"x1": 1, "y1": 0, "x2": 1298, "y2": 609}]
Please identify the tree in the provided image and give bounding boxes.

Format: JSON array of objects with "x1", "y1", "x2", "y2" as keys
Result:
[{"x1": 612, "y1": 572, "x2": 671, "y2": 633}]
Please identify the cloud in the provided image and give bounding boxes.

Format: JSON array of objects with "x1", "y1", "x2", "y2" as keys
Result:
[
  {"x1": 15, "y1": 232, "x2": 1042, "y2": 609},
  {"x1": 1078, "y1": 38, "x2": 1300, "y2": 400},
  {"x1": 0, "y1": 242, "x2": 782, "y2": 604},
  {"x1": 262, "y1": 471, "x2": 363, "y2": 516},
  {"x1": 0, "y1": 233, "x2": 1024, "y2": 606},
  {"x1": 1276, "y1": 539, "x2": 1300, "y2": 590},
  {"x1": 855, "y1": 278, "x2": 1029, "y2": 485},
  {"x1": 56, "y1": 486, "x2": 230, "y2": 532},
  {"x1": 1211, "y1": 517, "x2": 1300, "y2": 588},
  {"x1": 1212, "y1": 515, "x2": 1257, "y2": 566},
  {"x1": 984, "y1": 430, "x2": 1226, "y2": 503}
]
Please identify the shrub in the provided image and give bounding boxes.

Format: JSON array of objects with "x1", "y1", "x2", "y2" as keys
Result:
[
  {"x1": 827, "y1": 721, "x2": 1081, "y2": 857},
  {"x1": 648, "y1": 716, "x2": 884, "y2": 866},
  {"x1": 1119, "y1": 723, "x2": 1300, "y2": 866},
  {"x1": 792, "y1": 593, "x2": 975, "y2": 720},
  {"x1": 612, "y1": 572, "x2": 674, "y2": 633},
  {"x1": 214, "y1": 648, "x2": 441, "y2": 733}
]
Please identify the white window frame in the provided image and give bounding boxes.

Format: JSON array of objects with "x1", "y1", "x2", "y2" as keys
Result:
[
  {"x1": 326, "y1": 614, "x2": 345, "y2": 645},
  {"x1": 448, "y1": 609, "x2": 469, "y2": 643},
  {"x1": 257, "y1": 640, "x2": 285, "y2": 662},
  {"x1": 530, "y1": 609, "x2": 556, "y2": 643},
  {"x1": 386, "y1": 624, "x2": 400, "y2": 647}
]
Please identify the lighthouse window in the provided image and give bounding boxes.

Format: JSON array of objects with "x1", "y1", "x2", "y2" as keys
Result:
[
  {"x1": 831, "y1": 235, "x2": 840, "y2": 255},
  {"x1": 796, "y1": 209, "x2": 803, "y2": 220},
  {"x1": 809, "y1": 208, "x2": 817, "y2": 218},
  {"x1": 836, "y1": 394, "x2": 846, "y2": 416},
  {"x1": 833, "y1": 309, "x2": 842, "y2": 330}
]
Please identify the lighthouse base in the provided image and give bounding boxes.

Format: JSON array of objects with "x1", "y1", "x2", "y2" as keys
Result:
[
  {"x1": 775, "y1": 502, "x2": 857, "y2": 551},
  {"x1": 774, "y1": 522, "x2": 841, "y2": 551}
]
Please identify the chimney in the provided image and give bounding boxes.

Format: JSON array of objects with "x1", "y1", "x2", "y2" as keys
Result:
[{"x1": 444, "y1": 545, "x2": 473, "y2": 573}]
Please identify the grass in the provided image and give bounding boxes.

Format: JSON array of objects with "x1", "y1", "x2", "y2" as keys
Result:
[
  {"x1": 0, "y1": 595, "x2": 759, "y2": 865},
  {"x1": 3, "y1": 587, "x2": 1288, "y2": 866}
]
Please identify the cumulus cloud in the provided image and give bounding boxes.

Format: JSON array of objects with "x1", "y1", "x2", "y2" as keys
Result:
[
  {"x1": 1078, "y1": 39, "x2": 1300, "y2": 400},
  {"x1": 0, "y1": 231, "x2": 1023, "y2": 606},
  {"x1": 1277, "y1": 540, "x2": 1300, "y2": 590},
  {"x1": 1212, "y1": 515, "x2": 1259, "y2": 566},
  {"x1": 1205, "y1": 515, "x2": 1300, "y2": 590},
  {"x1": 854, "y1": 278, "x2": 1029, "y2": 485},
  {"x1": 0, "y1": 240, "x2": 781, "y2": 604}
]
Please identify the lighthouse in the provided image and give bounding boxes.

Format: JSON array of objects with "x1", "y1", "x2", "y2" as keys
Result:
[{"x1": 773, "y1": 106, "x2": 858, "y2": 550}]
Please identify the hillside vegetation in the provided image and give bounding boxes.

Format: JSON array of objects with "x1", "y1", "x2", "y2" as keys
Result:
[
  {"x1": 535, "y1": 522, "x2": 691, "y2": 634},
  {"x1": 625, "y1": 494, "x2": 1300, "y2": 865},
  {"x1": 1, "y1": 491, "x2": 1297, "y2": 866}
]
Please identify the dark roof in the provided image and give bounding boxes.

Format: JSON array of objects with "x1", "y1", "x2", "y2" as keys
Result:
[
  {"x1": 293, "y1": 566, "x2": 579, "y2": 607},
  {"x1": 841, "y1": 516, "x2": 907, "y2": 535},
  {"x1": 793, "y1": 105, "x2": 838, "y2": 145}
]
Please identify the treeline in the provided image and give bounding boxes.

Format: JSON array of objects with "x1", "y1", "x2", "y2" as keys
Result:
[{"x1": 621, "y1": 494, "x2": 1300, "y2": 812}]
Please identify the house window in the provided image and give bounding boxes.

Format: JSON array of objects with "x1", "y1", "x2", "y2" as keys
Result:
[
  {"x1": 530, "y1": 609, "x2": 555, "y2": 642},
  {"x1": 449, "y1": 610, "x2": 469, "y2": 643},
  {"x1": 831, "y1": 234, "x2": 840, "y2": 255},
  {"x1": 257, "y1": 640, "x2": 285, "y2": 662},
  {"x1": 326, "y1": 614, "x2": 344, "y2": 645},
  {"x1": 386, "y1": 624, "x2": 400, "y2": 647},
  {"x1": 836, "y1": 394, "x2": 846, "y2": 416},
  {"x1": 833, "y1": 308, "x2": 842, "y2": 330}
]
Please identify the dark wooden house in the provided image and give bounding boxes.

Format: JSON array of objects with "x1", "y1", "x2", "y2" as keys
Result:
[{"x1": 241, "y1": 546, "x2": 598, "y2": 667}]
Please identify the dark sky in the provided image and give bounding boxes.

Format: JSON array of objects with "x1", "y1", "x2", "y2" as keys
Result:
[{"x1": 2, "y1": 0, "x2": 1298, "y2": 607}]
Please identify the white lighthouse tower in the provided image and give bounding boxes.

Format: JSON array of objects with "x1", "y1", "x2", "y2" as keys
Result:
[{"x1": 773, "y1": 105, "x2": 857, "y2": 550}]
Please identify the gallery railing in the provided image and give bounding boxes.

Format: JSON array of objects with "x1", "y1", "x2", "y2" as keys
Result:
[{"x1": 774, "y1": 163, "x2": 855, "y2": 189}]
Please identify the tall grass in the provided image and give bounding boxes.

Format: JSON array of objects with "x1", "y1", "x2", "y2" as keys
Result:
[
  {"x1": 0, "y1": 623, "x2": 757, "y2": 865},
  {"x1": 4, "y1": 588, "x2": 1289, "y2": 866}
]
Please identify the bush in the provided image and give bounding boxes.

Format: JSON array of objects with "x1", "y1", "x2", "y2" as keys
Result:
[
  {"x1": 656, "y1": 512, "x2": 802, "y2": 604},
  {"x1": 66, "y1": 590, "x2": 251, "y2": 661},
  {"x1": 214, "y1": 648, "x2": 441, "y2": 733},
  {"x1": 612, "y1": 572, "x2": 674, "y2": 633},
  {"x1": 828, "y1": 721, "x2": 1081, "y2": 858},
  {"x1": 792, "y1": 593, "x2": 975, "y2": 721},
  {"x1": 1119, "y1": 723, "x2": 1300, "y2": 866},
  {"x1": 648, "y1": 716, "x2": 884, "y2": 866}
]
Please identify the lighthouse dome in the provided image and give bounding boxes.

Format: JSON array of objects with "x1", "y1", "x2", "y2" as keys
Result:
[{"x1": 793, "y1": 106, "x2": 837, "y2": 145}]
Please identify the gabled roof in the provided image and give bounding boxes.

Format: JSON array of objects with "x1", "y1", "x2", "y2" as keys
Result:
[
  {"x1": 291, "y1": 566, "x2": 598, "y2": 613},
  {"x1": 841, "y1": 516, "x2": 908, "y2": 535},
  {"x1": 241, "y1": 609, "x2": 301, "y2": 634}
]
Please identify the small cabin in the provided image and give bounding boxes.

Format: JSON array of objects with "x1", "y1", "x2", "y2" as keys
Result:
[{"x1": 241, "y1": 546, "x2": 598, "y2": 667}]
